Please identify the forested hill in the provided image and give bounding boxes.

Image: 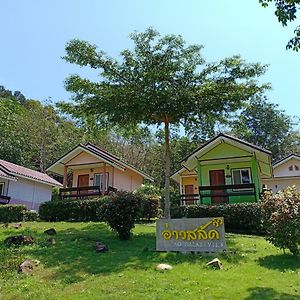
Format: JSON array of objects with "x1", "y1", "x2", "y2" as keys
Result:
[{"x1": 1, "y1": 85, "x2": 299, "y2": 187}]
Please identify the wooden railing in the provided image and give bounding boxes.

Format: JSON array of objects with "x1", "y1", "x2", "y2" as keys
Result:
[
  {"x1": 198, "y1": 183, "x2": 256, "y2": 204},
  {"x1": 0, "y1": 195, "x2": 11, "y2": 205},
  {"x1": 60, "y1": 186, "x2": 117, "y2": 200},
  {"x1": 180, "y1": 194, "x2": 199, "y2": 206},
  {"x1": 180, "y1": 184, "x2": 256, "y2": 206}
]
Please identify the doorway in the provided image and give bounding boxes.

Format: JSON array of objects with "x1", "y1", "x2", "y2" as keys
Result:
[{"x1": 209, "y1": 170, "x2": 227, "y2": 204}]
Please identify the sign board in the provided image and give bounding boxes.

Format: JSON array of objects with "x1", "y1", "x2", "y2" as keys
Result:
[{"x1": 156, "y1": 217, "x2": 226, "y2": 252}]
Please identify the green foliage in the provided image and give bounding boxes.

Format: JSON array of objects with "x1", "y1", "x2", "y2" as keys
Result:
[
  {"x1": 22, "y1": 210, "x2": 39, "y2": 221},
  {"x1": 259, "y1": 0, "x2": 300, "y2": 51},
  {"x1": 171, "y1": 203, "x2": 263, "y2": 234},
  {"x1": 261, "y1": 186, "x2": 300, "y2": 255},
  {"x1": 161, "y1": 186, "x2": 181, "y2": 208},
  {"x1": 140, "y1": 195, "x2": 161, "y2": 220},
  {"x1": 0, "y1": 205, "x2": 27, "y2": 223},
  {"x1": 62, "y1": 28, "x2": 269, "y2": 218},
  {"x1": 231, "y1": 96, "x2": 300, "y2": 161},
  {"x1": 39, "y1": 198, "x2": 108, "y2": 222},
  {"x1": 99, "y1": 191, "x2": 142, "y2": 240}
]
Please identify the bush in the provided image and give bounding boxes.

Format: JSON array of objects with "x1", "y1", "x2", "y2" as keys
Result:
[
  {"x1": 39, "y1": 197, "x2": 109, "y2": 222},
  {"x1": 261, "y1": 186, "x2": 300, "y2": 255},
  {"x1": 140, "y1": 195, "x2": 161, "y2": 220},
  {"x1": 0, "y1": 205, "x2": 27, "y2": 223},
  {"x1": 99, "y1": 191, "x2": 142, "y2": 240},
  {"x1": 22, "y1": 210, "x2": 39, "y2": 221},
  {"x1": 171, "y1": 203, "x2": 263, "y2": 234}
]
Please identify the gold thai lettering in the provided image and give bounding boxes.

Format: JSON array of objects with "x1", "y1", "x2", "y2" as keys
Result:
[
  {"x1": 171, "y1": 230, "x2": 179, "y2": 240},
  {"x1": 179, "y1": 230, "x2": 187, "y2": 239},
  {"x1": 162, "y1": 223, "x2": 172, "y2": 240},
  {"x1": 161, "y1": 218, "x2": 223, "y2": 241}
]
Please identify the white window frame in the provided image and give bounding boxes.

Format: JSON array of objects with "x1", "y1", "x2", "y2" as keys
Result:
[
  {"x1": 0, "y1": 182, "x2": 5, "y2": 195},
  {"x1": 231, "y1": 168, "x2": 252, "y2": 191},
  {"x1": 93, "y1": 173, "x2": 109, "y2": 191}
]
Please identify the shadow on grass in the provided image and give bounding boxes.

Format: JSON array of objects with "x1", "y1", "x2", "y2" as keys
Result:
[
  {"x1": 245, "y1": 287, "x2": 299, "y2": 300},
  {"x1": 258, "y1": 254, "x2": 300, "y2": 271},
  {"x1": 0, "y1": 223, "x2": 247, "y2": 284}
]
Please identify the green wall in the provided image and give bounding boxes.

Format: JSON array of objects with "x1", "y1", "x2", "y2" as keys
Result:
[{"x1": 197, "y1": 142, "x2": 260, "y2": 204}]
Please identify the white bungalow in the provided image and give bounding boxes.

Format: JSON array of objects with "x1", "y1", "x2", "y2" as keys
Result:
[
  {"x1": 262, "y1": 154, "x2": 300, "y2": 193},
  {"x1": 0, "y1": 159, "x2": 62, "y2": 210}
]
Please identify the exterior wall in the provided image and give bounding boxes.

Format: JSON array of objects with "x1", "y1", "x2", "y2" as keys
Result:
[
  {"x1": 8, "y1": 178, "x2": 52, "y2": 210},
  {"x1": 68, "y1": 151, "x2": 144, "y2": 192},
  {"x1": 67, "y1": 151, "x2": 100, "y2": 165},
  {"x1": 72, "y1": 166, "x2": 143, "y2": 192},
  {"x1": 273, "y1": 158, "x2": 300, "y2": 177},
  {"x1": 199, "y1": 160, "x2": 257, "y2": 204},
  {"x1": 262, "y1": 177, "x2": 300, "y2": 193},
  {"x1": 261, "y1": 158, "x2": 300, "y2": 192},
  {"x1": 182, "y1": 176, "x2": 198, "y2": 195},
  {"x1": 197, "y1": 142, "x2": 260, "y2": 204}
]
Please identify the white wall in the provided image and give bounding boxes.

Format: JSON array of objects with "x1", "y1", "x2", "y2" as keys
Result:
[
  {"x1": 8, "y1": 177, "x2": 52, "y2": 210},
  {"x1": 274, "y1": 158, "x2": 300, "y2": 177},
  {"x1": 262, "y1": 177, "x2": 300, "y2": 193}
]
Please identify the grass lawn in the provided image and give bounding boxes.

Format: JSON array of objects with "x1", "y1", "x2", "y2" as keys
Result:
[{"x1": 0, "y1": 222, "x2": 300, "y2": 300}]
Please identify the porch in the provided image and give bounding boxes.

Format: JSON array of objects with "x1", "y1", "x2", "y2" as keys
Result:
[
  {"x1": 59, "y1": 185, "x2": 117, "y2": 200},
  {"x1": 180, "y1": 183, "x2": 256, "y2": 205}
]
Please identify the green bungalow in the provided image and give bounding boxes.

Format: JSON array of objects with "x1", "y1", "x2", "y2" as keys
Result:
[{"x1": 171, "y1": 133, "x2": 273, "y2": 205}]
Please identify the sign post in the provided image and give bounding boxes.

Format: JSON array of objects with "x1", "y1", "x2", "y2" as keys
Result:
[{"x1": 156, "y1": 217, "x2": 226, "y2": 252}]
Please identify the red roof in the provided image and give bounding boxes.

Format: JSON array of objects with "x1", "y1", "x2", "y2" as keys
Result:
[{"x1": 0, "y1": 159, "x2": 62, "y2": 187}]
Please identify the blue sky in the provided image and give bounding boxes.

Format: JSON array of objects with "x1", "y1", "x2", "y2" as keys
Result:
[{"x1": 1, "y1": 0, "x2": 299, "y2": 118}]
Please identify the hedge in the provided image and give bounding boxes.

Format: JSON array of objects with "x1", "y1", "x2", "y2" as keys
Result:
[
  {"x1": 0, "y1": 205, "x2": 27, "y2": 223},
  {"x1": 39, "y1": 194, "x2": 161, "y2": 222},
  {"x1": 39, "y1": 197, "x2": 109, "y2": 222},
  {"x1": 171, "y1": 203, "x2": 264, "y2": 234}
]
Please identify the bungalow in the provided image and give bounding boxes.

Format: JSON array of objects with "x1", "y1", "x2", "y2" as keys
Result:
[
  {"x1": 262, "y1": 154, "x2": 300, "y2": 192},
  {"x1": 0, "y1": 159, "x2": 62, "y2": 210},
  {"x1": 46, "y1": 143, "x2": 153, "y2": 199},
  {"x1": 171, "y1": 133, "x2": 273, "y2": 205}
]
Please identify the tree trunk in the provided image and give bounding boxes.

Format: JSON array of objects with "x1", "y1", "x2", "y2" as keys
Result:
[{"x1": 164, "y1": 120, "x2": 171, "y2": 219}]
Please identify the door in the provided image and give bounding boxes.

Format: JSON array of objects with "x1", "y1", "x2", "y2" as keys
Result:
[
  {"x1": 209, "y1": 170, "x2": 227, "y2": 204},
  {"x1": 78, "y1": 174, "x2": 89, "y2": 187},
  {"x1": 184, "y1": 184, "x2": 195, "y2": 205}
]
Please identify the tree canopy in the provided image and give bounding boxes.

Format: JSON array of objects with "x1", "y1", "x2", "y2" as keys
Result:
[
  {"x1": 260, "y1": 0, "x2": 300, "y2": 51},
  {"x1": 62, "y1": 28, "x2": 269, "y2": 218},
  {"x1": 231, "y1": 96, "x2": 300, "y2": 160}
]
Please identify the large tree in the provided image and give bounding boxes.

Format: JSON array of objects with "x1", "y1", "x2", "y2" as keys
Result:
[
  {"x1": 62, "y1": 28, "x2": 268, "y2": 218},
  {"x1": 260, "y1": 0, "x2": 300, "y2": 51},
  {"x1": 231, "y1": 96, "x2": 300, "y2": 160}
]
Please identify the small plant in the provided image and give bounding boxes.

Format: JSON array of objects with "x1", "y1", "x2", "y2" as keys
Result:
[
  {"x1": 261, "y1": 186, "x2": 300, "y2": 255},
  {"x1": 99, "y1": 191, "x2": 142, "y2": 240}
]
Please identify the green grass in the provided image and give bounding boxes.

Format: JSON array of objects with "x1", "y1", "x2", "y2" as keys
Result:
[{"x1": 0, "y1": 222, "x2": 299, "y2": 300}]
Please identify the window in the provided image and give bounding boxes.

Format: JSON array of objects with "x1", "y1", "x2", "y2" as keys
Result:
[
  {"x1": 0, "y1": 182, "x2": 4, "y2": 195},
  {"x1": 94, "y1": 173, "x2": 109, "y2": 191},
  {"x1": 289, "y1": 165, "x2": 293, "y2": 171},
  {"x1": 232, "y1": 169, "x2": 252, "y2": 185},
  {"x1": 295, "y1": 165, "x2": 299, "y2": 171}
]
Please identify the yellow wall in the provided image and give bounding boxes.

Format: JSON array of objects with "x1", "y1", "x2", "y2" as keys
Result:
[{"x1": 182, "y1": 176, "x2": 198, "y2": 194}]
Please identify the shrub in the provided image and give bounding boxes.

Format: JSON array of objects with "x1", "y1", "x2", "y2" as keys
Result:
[
  {"x1": 39, "y1": 197, "x2": 108, "y2": 222},
  {"x1": 161, "y1": 186, "x2": 181, "y2": 210},
  {"x1": 261, "y1": 186, "x2": 300, "y2": 255},
  {"x1": 140, "y1": 195, "x2": 161, "y2": 220},
  {"x1": 170, "y1": 203, "x2": 263, "y2": 234},
  {"x1": 0, "y1": 205, "x2": 27, "y2": 223},
  {"x1": 99, "y1": 191, "x2": 142, "y2": 240},
  {"x1": 22, "y1": 210, "x2": 39, "y2": 221},
  {"x1": 136, "y1": 184, "x2": 160, "y2": 196}
]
